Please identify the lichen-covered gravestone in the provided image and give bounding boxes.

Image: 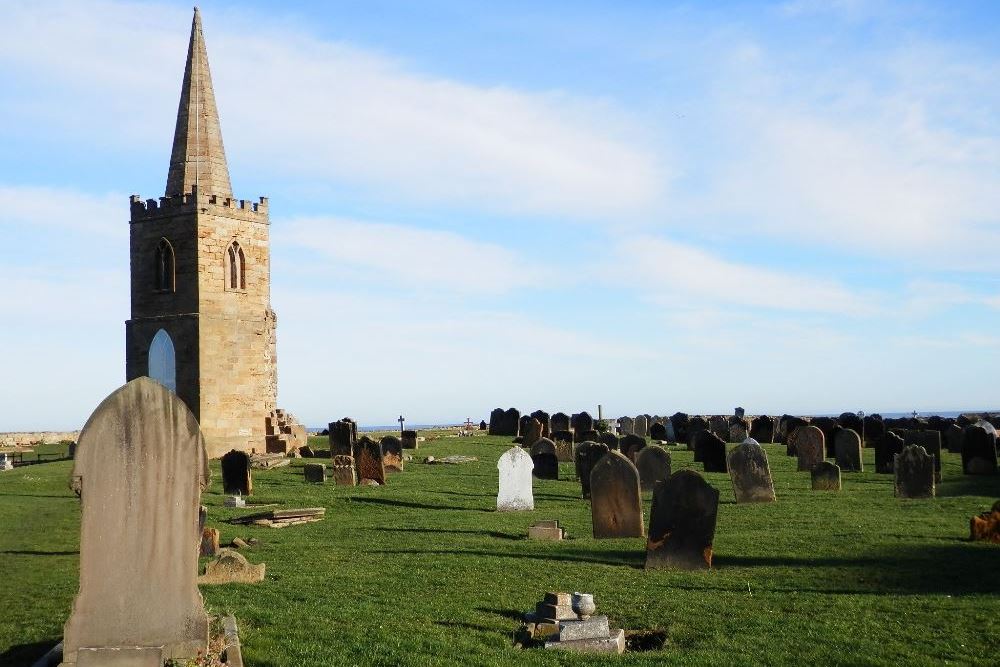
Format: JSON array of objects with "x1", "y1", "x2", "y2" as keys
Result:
[
  {"x1": 635, "y1": 445, "x2": 671, "y2": 492},
  {"x1": 796, "y1": 426, "x2": 825, "y2": 472},
  {"x1": 645, "y1": 470, "x2": 719, "y2": 570},
  {"x1": 811, "y1": 461, "x2": 842, "y2": 491},
  {"x1": 497, "y1": 446, "x2": 534, "y2": 511},
  {"x1": 380, "y1": 435, "x2": 404, "y2": 472},
  {"x1": 875, "y1": 431, "x2": 904, "y2": 474},
  {"x1": 530, "y1": 438, "x2": 559, "y2": 480},
  {"x1": 590, "y1": 451, "x2": 644, "y2": 539},
  {"x1": 61, "y1": 377, "x2": 209, "y2": 666},
  {"x1": 574, "y1": 441, "x2": 610, "y2": 499},
  {"x1": 355, "y1": 436, "x2": 386, "y2": 485},
  {"x1": 330, "y1": 455, "x2": 356, "y2": 486},
  {"x1": 961, "y1": 425, "x2": 997, "y2": 475},
  {"x1": 728, "y1": 441, "x2": 775, "y2": 503},
  {"x1": 835, "y1": 429, "x2": 863, "y2": 472},
  {"x1": 220, "y1": 449, "x2": 252, "y2": 496},
  {"x1": 895, "y1": 445, "x2": 935, "y2": 498},
  {"x1": 304, "y1": 462, "x2": 326, "y2": 483}
]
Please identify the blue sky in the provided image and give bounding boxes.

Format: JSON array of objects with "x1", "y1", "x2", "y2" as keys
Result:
[{"x1": 1, "y1": 0, "x2": 998, "y2": 429}]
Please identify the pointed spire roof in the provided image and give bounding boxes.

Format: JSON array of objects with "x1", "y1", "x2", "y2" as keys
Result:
[{"x1": 165, "y1": 7, "x2": 232, "y2": 198}]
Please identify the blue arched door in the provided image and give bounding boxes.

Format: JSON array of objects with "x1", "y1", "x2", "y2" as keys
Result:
[{"x1": 148, "y1": 329, "x2": 177, "y2": 393}]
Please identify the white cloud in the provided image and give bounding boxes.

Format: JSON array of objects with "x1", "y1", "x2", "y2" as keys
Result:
[{"x1": 0, "y1": 185, "x2": 124, "y2": 237}]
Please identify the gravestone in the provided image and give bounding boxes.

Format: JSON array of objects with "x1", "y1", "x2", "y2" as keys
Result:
[
  {"x1": 522, "y1": 417, "x2": 544, "y2": 449},
  {"x1": 728, "y1": 441, "x2": 776, "y2": 503},
  {"x1": 687, "y1": 415, "x2": 709, "y2": 446},
  {"x1": 645, "y1": 470, "x2": 719, "y2": 570},
  {"x1": 664, "y1": 420, "x2": 676, "y2": 441},
  {"x1": 875, "y1": 431, "x2": 904, "y2": 473},
  {"x1": 635, "y1": 445, "x2": 671, "y2": 492},
  {"x1": 380, "y1": 435, "x2": 404, "y2": 472},
  {"x1": 355, "y1": 436, "x2": 386, "y2": 485},
  {"x1": 329, "y1": 418, "x2": 357, "y2": 457},
  {"x1": 945, "y1": 424, "x2": 964, "y2": 453},
  {"x1": 649, "y1": 422, "x2": 668, "y2": 441},
  {"x1": 838, "y1": 412, "x2": 865, "y2": 442},
  {"x1": 479, "y1": 420, "x2": 487, "y2": 430},
  {"x1": 330, "y1": 455, "x2": 356, "y2": 486},
  {"x1": 863, "y1": 415, "x2": 885, "y2": 446},
  {"x1": 497, "y1": 446, "x2": 534, "y2": 511},
  {"x1": 590, "y1": 451, "x2": 644, "y2": 539},
  {"x1": 304, "y1": 463, "x2": 326, "y2": 483},
  {"x1": 811, "y1": 417, "x2": 838, "y2": 457},
  {"x1": 904, "y1": 430, "x2": 942, "y2": 481},
  {"x1": 553, "y1": 439, "x2": 574, "y2": 462},
  {"x1": 618, "y1": 416, "x2": 634, "y2": 436},
  {"x1": 401, "y1": 429, "x2": 418, "y2": 449},
  {"x1": 530, "y1": 410, "x2": 551, "y2": 437},
  {"x1": 708, "y1": 416, "x2": 729, "y2": 441},
  {"x1": 61, "y1": 377, "x2": 209, "y2": 666},
  {"x1": 700, "y1": 432, "x2": 728, "y2": 473},
  {"x1": 489, "y1": 407, "x2": 521, "y2": 436},
  {"x1": 633, "y1": 415, "x2": 649, "y2": 438},
  {"x1": 835, "y1": 429, "x2": 863, "y2": 472},
  {"x1": 729, "y1": 422, "x2": 748, "y2": 444},
  {"x1": 894, "y1": 445, "x2": 935, "y2": 499},
  {"x1": 550, "y1": 412, "x2": 571, "y2": 433},
  {"x1": 574, "y1": 441, "x2": 610, "y2": 499},
  {"x1": 200, "y1": 528, "x2": 219, "y2": 557},
  {"x1": 579, "y1": 429, "x2": 601, "y2": 443},
  {"x1": 811, "y1": 461, "x2": 841, "y2": 491},
  {"x1": 691, "y1": 430, "x2": 715, "y2": 462},
  {"x1": 670, "y1": 412, "x2": 690, "y2": 444},
  {"x1": 551, "y1": 429, "x2": 574, "y2": 446},
  {"x1": 796, "y1": 426, "x2": 825, "y2": 472},
  {"x1": 620, "y1": 433, "x2": 647, "y2": 461},
  {"x1": 598, "y1": 432, "x2": 620, "y2": 451},
  {"x1": 530, "y1": 438, "x2": 559, "y2": 480},
  {"x1": 962, "y1": 425, "x2": 998, "y2": 475},
  {"x1": 220, "y1": 449, "x2": 252, "y2": 496},
  {"x1": 572, "y1": 412, "x2": 595, "y2": 443},
  {"x1": 488, "y1": 408, "x2": 505, "y2": 435},
  {"x1": 780, "y1": 416, "x2": 808, "y2": 447}
]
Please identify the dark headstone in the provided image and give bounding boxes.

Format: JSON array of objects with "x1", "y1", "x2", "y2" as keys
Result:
[
  {"x1": 649, "y1": 422, "x2": 668, "y2": 441},
  {"x1": 734, "y1": 407, "x2": 745, "y2": 419},
  {"x1": 355, "y1": 436, "x2": 385, "y2": 484},
  {"x1": 811, "y1": 417, "x2": 838, "y2": 456},
  {"x1": 220, "y1": 449, "x2": 252, "y2": 496},
  {"x1": 670, "y1": 412, "x2": 690, "y2": 444},
  {"x1": 401, "y1": 429, "x2": 418, "y2": 449},
  {"x1": 645, "y1": 470, "x2": 719, "y2": 570},
  {"x1": 488, "y1": 407, "x2": 520, "y2": 436},
  {"x1": 590, "y1": 451, "x2": 644, "y2": 539},
  {"x1": 838, "y1": 412, "x2": 865, "y2": 442},
  {"x1": 380, "y1": 436, "x2": 403, "y2": 472},
  {"x1": 785, "y1": 425, "x2": 803, "y2": 456},
  {"x1": 863, "y1": 414, "x2": 885, "y2": 446},
  {"x1": 574, "y1": 441, "x2": 609, "y2": 499},
  {"x1": 479, "y1": 420, "x2": 487, "y2": 431},
  {"x1": 578, "y1": 429, "x2": 601, "y2": 443},
  {"x1": 835, "y1": 429, "x2": 863, "y2": 472},
  {"x1": 728, "y1": 441, "x2": 775, "y2": 503},
  {"x1": 635, "y1": 445, "x2": 671, "y2": 492},
  {"x1": 599, "y1": 432, "x2": 620, "y2": 451},
  {"x1": 572, "y1": 411, "x2": 595, "y2": 435},
  {"x1": 330, "y1": 454, "x2": 356, "y2": 486},
  {"x1": 796, "y1": 426, "x2": 825, "y2": 472},
  {"x1": 303, "y1": 462, "x2": 326, "y2": 483},
  {"x1": 530, "y1": 438, "x2": 559, "y2": 480},
  {"x1": 700, "y1": 432, "x2": 727, "y2": 473},
  {"x1": 894, "y1": 445, "x2": 934, "y2": 499},
  {"x1": 811, "y1": 461, "x2": 841, "y2": 491},
  {"x1": 945, "y1": 424, "x2": 964, "y2": 453},
  {"x1": 727, "y1": 417, "x2": 750, "y2": 443},
  {"x1": 687, "y1": 415, "x2": 709, "y2": 447},
  {"x1": 550, "y1": 412, "x2": 571, "y2": 433},
  {"x1": 779, "y1": 415, "x2": 807, "y2": 446},
  {"x1": 691, "y1": 430, "x2": 716, "y2": 462},
  {"x1": 749, "y1": 415, "x2": 774, "y2": 443},
  {"x1": 618, "y1": 416, "x2": 635, "y2": 436},
  {"x1": 551, "y1": 429, "x2": 574, "y2": 446},
  {"x1": 329, "y1": 418, "x2": 357, "y2": 457},
  {"x1": 708, "y1": 416, "x2": 729, "y2": 441},
  {"x1": 962, "y1": 426, "x2": 997, "y2": 475},
  {"x1": 620, "y1": 434, "x2": 647, "y2": 461},
  {"x1": 522, "y1": 417, "x2": 544, "y2": 449},
  {"x1": 875, "y1": 431, "x2": 904, "y2": 473},
  {"x1": 904, "y1": 430, "x2": 942, "y2": 481},
  {"x1": 529, "y1": 410, "x2": 551, "y2": 437}
]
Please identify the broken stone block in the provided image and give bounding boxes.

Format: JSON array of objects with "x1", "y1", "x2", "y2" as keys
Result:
[
  {"x1": 198, "y1": 548, "x2": 265, "y2": 585},
  {"x1": 535, "y1": 602, "x2": 578, "y2": 622},
  {"x1": 528, "y1": 520, "x2": 565, "y2": 541},
  {"x1": 545, "y1": 628, "x2": 625, "y2": 654},
  {"x1": 559, "y1": 616, "x2": 610, "y2": 641},
  {"x1": 303, "y1": 462, "x2": 326, "y2": 483}
]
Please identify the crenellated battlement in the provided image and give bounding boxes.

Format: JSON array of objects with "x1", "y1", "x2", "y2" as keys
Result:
[{"x1": 130, "y1": 187, "x2": 269, "y2": 223}]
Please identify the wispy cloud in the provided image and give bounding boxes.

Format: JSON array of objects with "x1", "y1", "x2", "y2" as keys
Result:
[{"x1": 0, "y1": 185, "x2": 124, "y2": 237}]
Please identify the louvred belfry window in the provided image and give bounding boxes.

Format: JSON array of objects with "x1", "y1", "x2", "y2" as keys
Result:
[{"x1": 227, "y1": 240, "x2": 245, "y2": 290}]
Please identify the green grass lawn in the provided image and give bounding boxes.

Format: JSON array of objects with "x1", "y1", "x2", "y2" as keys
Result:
[{"x1": 1, "y1": 434, "x2": 999, "y2": 666}]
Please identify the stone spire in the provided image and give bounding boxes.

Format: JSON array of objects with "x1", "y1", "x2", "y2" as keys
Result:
[{"x1": 165, "y1": 7, "x2": 232, "y2": 198}]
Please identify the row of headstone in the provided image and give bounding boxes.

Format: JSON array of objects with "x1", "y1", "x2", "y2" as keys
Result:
[{"x1": 489, "y1": 407, "x2": 521, "y2": 436}]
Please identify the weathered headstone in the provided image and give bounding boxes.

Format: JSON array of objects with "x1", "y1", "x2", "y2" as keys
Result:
[
  {"x1": 687, "y1": 415, "x2": 709, "y2": 447},
  {"x1": 834, "y1": 428, "x2": 863, "y2": 472},
  {"x1": 522, "y1": 418, "x2": 544, "y2": 449},
  {"x1": 497, "y1": 446, "x2": 534, "y2": 511},
  {"x1": 61, "y1": 377, "x2": 209, "y2": 666},
  {"x1": 796, "y1": 426, "x2": 825, "y2": 472},
  {"x1": 945, "y1": 424, "x2": 964, "y2": 453},
  {"x1": 598, "y1": 432, "x2": 620, "y2": 451},
  {"x1": 401, "y1": 429, "x2": 418, "y2": 449},
  {"x1": 304, "y1": 462, "x2": 326, "y2": 483},
  {"x1": 553, "y1": 439, "x2": 574, "y2": 463},
  {"x1": 780, "y1": 416, "x2": 808, "y2": 449},
  {"x1": 962, "y1": 425, "x2": 997, "y2": 475},
  {"x1": 530, "y1": 410, "x2": 551, "y2": 437},
  {"x1": 617, "y1": 416, "x2": 634, "y2": 436},
  {"x1": 380, "y1": 435, "x2": 404, "y2": 472},
  {"x1": 728, "y1": 422, "x2": 748, "y2": 443},
  {"x1": 355, "y1": 436, "x2": 386, "y2": 485},
  {"x1": 645, "y1": 470, "x2": 719, "y2": 570},
  {"x1": 590, "y1": 451, "x2": 644, "y2": 539},
  {"x1": 200, "y1": 528, "x2": 220, "y2": 558},
  {"x1": 579, "y1": 429, "x2": 601, "y2": 443},
  {"x1": 670, "y1": 412, "x2": 690, "y2": 444},
  {"x1": 220, "y1": 449, "x2": 252, "y2": 496},
  {"x1": 875, "y1": 431, "x2": 904, "y2": 473},
  {"x1": 708, "y1": 416, "x2": 729, "y2": 441},
  {"x1": 838, "y1": 412, "x2": 865, "y2": 442},
  {"x1": 748, "y1": 415, "x2": 774, "y2": 443},
  {"x1": 728, "y1": 441, "x2": 775, "y2": 503},
  {"x1": 489, "y1": 407, "x2": 521, "y2": 436},
  {"x1": 479, "y1": 420, "x2": 487, "y2": 430},
  {"x1": 572, "y1": 412, "x2": 595, "y2": 442},
  {"x1": 894, "y1": 445, "x2": 935, "y2": 499},
  {"x1": 691, "y1": 429, "x2": 714, "y2": 462},
  {"x1": 633, "y1": 414, "x2": 649, "y2": 438},
  {"x1": 904, "y1": 430, "x2": 942, "y2": 481},
  {"x1": 649, "y1": 422, "x2": 667, "y2": 441},
  {"x1": 635, "y1": 445, "x2": 671, "y2": 492},
  {"x1": 863, "y1": 414, "x2": 885, "y2": 446},
  {"x1": 700, "y1": 432, "x2": 727, "y2": 473},
  {"x1": 811, "y1": 461, "x2": 841, "y2": 491},
  {"x1": 530, "y1": 438, "x2": 559, "y2": 480},
  {"x1": 620, "y1": 433, "x2": 647, "y2": 461},
  {"x1": 550, "y1": 412, "x2": 571, "y2": 433},
  {"x1": 329, "y1": 417, "x2": 357, "y2": 457},
  {"x1": 574, "y1": 441, "x2": 610, "y2": 499},
  {"x1": 330, "y1": 455, "x2": 356, "y2": 486}
]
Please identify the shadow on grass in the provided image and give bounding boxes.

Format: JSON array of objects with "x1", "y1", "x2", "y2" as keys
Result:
[
  {"x1": 0, "y1": 493, "x2": 75, "y2": 499},
  {"x1": 0, "y1": 639, "x2": 57, "y2": 666},
  {"x1": 364, "y1": 527, "x2": 522, "y2": 540},
  {"x1": 477, "y1": 607, "x2": 524, "y2": 621},
  {"x1": 937, "y1": 475, "x2": 1000, "y2": 498},
  {"x1": 370, "y1": 547, "x2": 644, "y2": 569},
  {"x1": 348, "y1": 497, "x2": 483, "y2": 512},
  {"x1": 434, "y1": 619, "x2": 498, "y2": 634},
  {"x1": 0, "y1": 549, "x2": 78, "y2": 556}
]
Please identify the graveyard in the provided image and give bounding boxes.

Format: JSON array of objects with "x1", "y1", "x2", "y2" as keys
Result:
[{"x1": 2, "y1": 424, "x2": 998, "y2": 666}]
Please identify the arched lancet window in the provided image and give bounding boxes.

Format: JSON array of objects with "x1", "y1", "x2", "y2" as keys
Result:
[
  {"x1": 226, "y1": 240, "x2": 246, "y2": 290},
  {"x1": 148, "y1": 329, "x2": 176, "y2": 393},
  {"x1": 154, "y1": 238, "x2": 175, "y2": 292}
]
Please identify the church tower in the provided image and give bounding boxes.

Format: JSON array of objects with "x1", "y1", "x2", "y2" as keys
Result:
[{"x1": 125, "y1": 8, "x2": 278, "y2": 458}]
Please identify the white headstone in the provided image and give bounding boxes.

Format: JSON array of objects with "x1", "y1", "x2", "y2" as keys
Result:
[
  {"x1": 0, "y1": 453, "x2": 12, "y2": 470},
  {"x1": 497, "y1": 446, "x2": 534, "y2": 511}
]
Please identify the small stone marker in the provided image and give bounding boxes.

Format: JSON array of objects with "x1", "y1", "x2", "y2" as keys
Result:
[
  {"x1": 497, "y1": 446, "x2": 534, "y2": 511},
  {"x1": 835, "y1": 428, "x2": 863, "y2": 472},
  {"x1": 303, "y1": 462, "x2": 326, "y2": 483},
  {"x1": 220, "y1": 449, "x2": 252, "y2": 496},
  {"x1": 645, "y1": 469, "x2": 719, "y2": 570},
  {"x1": 620, "y1": 433, "x2": 647, "y2": 461},
  {"x1": 528, "y1": 520, "x2": 565, "y2": 541},
  {"x1": 330, "y1": 455, "x2": 356, "y2": 486},
  {"x1": 401, "y1": 429, "x2": 418, "y2": 449},
  {"x1": 62, "y1": 377, "x2": 209, "y2": 665},
  {"x1": 700, "y1": 432, "x2": 728, "y2": 473},
  {"x1": 961, "y1": 425, "x2": 997, "y2": 475},
  {"x1": 796, "y1": 426, "x2": 825, "y2": 471},
  {"x1": 224, "y1": 495, "x2": 246, "y2": 508},
  {"x1": 380, "y1": 435, "x2": 404, "y2": 472},
  {"x1": 590, "y1": 451, "x2": 644, "y2": 539},
  {"x1": 530, "y1": 438, "x2": 559, "y2": 480},
  {"x1": 198, "y1": 548, "x2": 265, "y2": 585},
  {"x1": 574, "y1": 441, "x2": 610, "y2": 499},
  {"x1": 894, "y1": 445, "x2": 935, "y2": 498},
  {"x1": 355, "y1": 436, "x2": 386, "y2": 485},
  {"x1": 728, "y1": 441, "x2": 775, "y2": 503},
  {"x1": 811, "y1": 461, "x2": 842, "y2": 491},
  {"x1": 875, "y1": 431, "x2": 904, "y2": 473},
  {"x1": 635, "y1": 444, "x2": 672, "y2": 492}
]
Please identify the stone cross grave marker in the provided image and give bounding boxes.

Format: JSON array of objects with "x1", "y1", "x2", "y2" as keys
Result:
[
  {"x1": 590, "y1": 451, "x2": 644, "y2": 539},
  {"x1": 497, "y1": 446, "x2": 534, "y2": 511},
  {"x1": 220, "y1": 449, "x2": 252, "y2": 496},
  {"x1": 796, "y1": 426, "x2": 825, "y2": 472},
  {"x1": 574, "y1": 441, "x2": 609, "y2": 499},
  {"x1": 728, "y1": 440, "x2": 776, "y2": 503},
  {"x1": 635, "y1": 445, "x2": 671, "y2": 492},
  {"x1": 530, "y1": 438, "x2": 559, "y2": 480},
  {"x1": 894, "y1": 445, "x2": 935, "y2": 498},
  {"x1": 645, "y1": 469, "x2": 719, "y2": 570},
  {"x1": 835, "y1": 428, "x2": 863, "y2": 472},
  {"x1": 61, "y1": 377, "x2": 209, "y2": 666}
]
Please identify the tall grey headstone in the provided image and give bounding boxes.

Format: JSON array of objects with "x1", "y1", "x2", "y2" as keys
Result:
[
  {"x1": 727, "y1": 441, "x2": 775, "y2": 503},
  {"x1": 497, "y1": 446, "x2": 534, "y2": 511}
]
